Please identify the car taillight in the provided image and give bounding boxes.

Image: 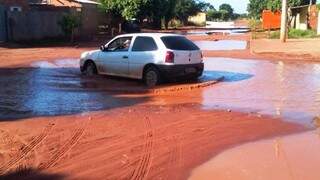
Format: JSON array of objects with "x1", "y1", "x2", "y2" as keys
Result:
[{"x1": 165, "y1": 51, "x2": 174, "y2": 63}]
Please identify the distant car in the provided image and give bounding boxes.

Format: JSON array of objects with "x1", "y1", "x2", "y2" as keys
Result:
[
  {"x1": 122, "y1": 20, "x2": 141, "y2": 33},
  {"x1": 80, "y1": 33, "x2": 204, "y2": 87}
]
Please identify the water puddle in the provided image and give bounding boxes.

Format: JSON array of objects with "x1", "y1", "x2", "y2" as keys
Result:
[
  {"x1": 189, "y1": 130, "x2": 320, "y2": 180},
  {"x1": 31, "y1": 59, "x2": 79, "y2": 68},
  {"x1": 0, "y1": 59, "x2": 223, "y2": 120},
  {"x1": 200, "y1": 58, "x2": 320, "y2": 127},
  {"x1": 194, "y1": 40, "x2": 247, "y2": 51}
]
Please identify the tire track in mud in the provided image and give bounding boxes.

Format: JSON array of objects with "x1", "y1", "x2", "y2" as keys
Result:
[
  {"x1": 168, "y1": 135, "x2": 182, "y2": 172},
  {"x1": 130, "y1": 118, "x2": 154, "y2": 180},
  {"x1": 0, "y1": 123, "x2": 54, "y2": 175},
  {"x1": 38, "y1": 119, "x2": 90, "y2": 170}
]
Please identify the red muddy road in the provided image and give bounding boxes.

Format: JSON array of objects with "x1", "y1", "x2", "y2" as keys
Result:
[{"x1": 0, "y1": 36, "x2": 319, "y2": 179}]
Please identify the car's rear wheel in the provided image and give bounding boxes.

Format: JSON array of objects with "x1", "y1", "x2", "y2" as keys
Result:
[
  {"x1": 144, "y1": 66, "x2": 161, "y2": 87},
  {"x1": 84, "y1": 61, "x2": 97, "y2": 76}
]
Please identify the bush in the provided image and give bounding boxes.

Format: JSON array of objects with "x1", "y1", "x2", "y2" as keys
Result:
[
  {"x1": 58, "y1": 14, "x2": 80, "y2": 43},
  {"x1": 270, "y1": 30, "x2": 280, "y2": 39},
  {"x1": 248, "y1": 19, "x2": 262, "y2": 30},
  {"x1": 288, "y1": 29, "x2": 317, "y2": 38},
  {"x1": 270, "y1": 29, "x2": 317, "y2": 39}
]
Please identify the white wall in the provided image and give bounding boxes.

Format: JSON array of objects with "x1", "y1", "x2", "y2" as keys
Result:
[{"x1": 318, "y1": 12, "x2": 320, "y2": 35}]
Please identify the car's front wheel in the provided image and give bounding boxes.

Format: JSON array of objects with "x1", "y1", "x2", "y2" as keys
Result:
[
  {"x1": 144, "y1": 66, "x2": 161, "y2": 87},
  {"x1": 84, "y1": 61, "x2": 97, "y2": 76}
]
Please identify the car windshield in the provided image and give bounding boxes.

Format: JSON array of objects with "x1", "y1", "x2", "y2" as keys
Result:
[{"x1": 161, "y1": 36, "x2": 200, "y2": 51}]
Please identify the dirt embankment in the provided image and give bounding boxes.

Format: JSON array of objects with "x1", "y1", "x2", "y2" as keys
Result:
[{"x1": 0, "y1": 104, "x2": 306, "y2": 180}]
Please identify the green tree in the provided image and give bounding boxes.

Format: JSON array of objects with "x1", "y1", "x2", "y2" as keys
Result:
[
  {"x1": 99, "y1": 0, "x2": 205, "y2": 29},
  {"x1": 99, "y1": 0, "x2": 148, "y2": 20},
  {"x1": 58, "y1": 14, "x2": 80, "y2": 43},
  {"x1": 175, "y1": 0, "x2": 203, "y2": 25},
  {"x1": 206, "y1": 9, "x2": 221, "y2": 21},
  {"x1": 219, "y1": 4, "x2": 233, "y2": 20}
]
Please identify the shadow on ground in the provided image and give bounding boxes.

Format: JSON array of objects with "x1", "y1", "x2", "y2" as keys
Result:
[{"x1": 0, "y1": 168, "x2": 65, "y2": 180}]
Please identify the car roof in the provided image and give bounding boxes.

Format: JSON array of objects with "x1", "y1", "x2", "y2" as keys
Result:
[{"x1": 116, "y1": 33, "x2": 184, "y2": 38}]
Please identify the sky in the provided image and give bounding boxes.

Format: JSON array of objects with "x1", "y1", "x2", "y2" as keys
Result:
[{"x1": 205, "y1": 0, "x2": 250, "y2": 14}]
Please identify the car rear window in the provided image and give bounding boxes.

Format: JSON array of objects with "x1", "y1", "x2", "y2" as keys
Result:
[
  {"x1": 132, "y1": 36, "x2": 158, "y2": 51},
  {"x1": 161, "y1": 36, "x2": 200, "y2": 50}
]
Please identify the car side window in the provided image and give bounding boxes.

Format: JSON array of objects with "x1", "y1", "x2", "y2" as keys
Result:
[
  {"x1": 106, "y1": 37, "x2": 132, "y2": 52},
  {"x1": 132, "y1": 36, "x2": 158, "y2": 52}
]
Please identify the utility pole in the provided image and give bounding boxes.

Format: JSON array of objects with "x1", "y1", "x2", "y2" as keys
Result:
[{"x1": 280, "y1": 0, "x2": 288, "y2": 42}]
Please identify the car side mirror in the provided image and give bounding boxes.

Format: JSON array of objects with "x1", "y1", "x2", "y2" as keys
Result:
[{"x1": 100, "y1": 45, "x2": 106, "y2": 51}]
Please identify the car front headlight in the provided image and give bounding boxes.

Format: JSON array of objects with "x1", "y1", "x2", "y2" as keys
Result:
[{"x1": 80, "y1": 52, "x2": 88, "y2": 59}]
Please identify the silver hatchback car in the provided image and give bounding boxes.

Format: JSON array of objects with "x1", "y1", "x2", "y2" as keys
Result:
[{"x1": 80, "y1": 33, "x2": 204, "y2": 87}]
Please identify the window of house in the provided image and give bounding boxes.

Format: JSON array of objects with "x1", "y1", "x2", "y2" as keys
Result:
[{"x1": 10, "y1": 6, "x2": 22, "y2": 12}]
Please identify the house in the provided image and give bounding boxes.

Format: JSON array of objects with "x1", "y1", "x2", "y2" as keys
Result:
[
  {"x1": 0, "y1": 0, "x2": 30, "y2": 11},
  {"x1": 0, "y1": 0, "x2": 108, "y2": 42},
  {"x1": 188, "y1": 12, "x2": 206, "y2": 26},
  {"x1": 289, "y1": 4, "x2": 318, "y2": 30}
]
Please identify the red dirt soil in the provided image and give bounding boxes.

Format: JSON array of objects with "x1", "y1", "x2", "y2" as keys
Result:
[
  {"x1": 0, "y1": 32, "x2": 314, "y2": 179},
  {"x1": 0, "y1": 104, "x2": 306, "y2": 180}
]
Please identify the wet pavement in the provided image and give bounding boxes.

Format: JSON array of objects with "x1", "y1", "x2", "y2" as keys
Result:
[{"x1": 194, "y1": 40, "x2": 247, "y2": 51}]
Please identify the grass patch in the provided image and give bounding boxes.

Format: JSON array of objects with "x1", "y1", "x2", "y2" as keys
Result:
[{"x1": 270, "y1": 29, "x2": 317, "y2": 39}]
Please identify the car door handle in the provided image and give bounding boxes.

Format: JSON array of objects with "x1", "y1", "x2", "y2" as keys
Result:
[{"x1": 122, "y1": 56, "x2": 128, "y2": 59}]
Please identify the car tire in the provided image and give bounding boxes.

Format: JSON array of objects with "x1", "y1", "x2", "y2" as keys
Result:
[
  {"x1": 84, "y1": 61, "x2": 97, "y2": 76},
  {"x1": 144, "y1": 66, "x2": 161, "y2": 87}
]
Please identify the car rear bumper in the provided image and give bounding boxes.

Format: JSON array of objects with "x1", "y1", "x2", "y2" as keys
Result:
[{"x1": 157, "y1": 63, "x2": 204, "y2": 79}]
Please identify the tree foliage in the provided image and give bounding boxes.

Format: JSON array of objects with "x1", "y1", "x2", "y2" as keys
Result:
[
  {"x1": 99, "y1": 0, "x2": 148, "y2": 20},
  {"x1": 99, "y1": 0, "x2": 207, "y2": 29},
  {"x1": 206, "y1": 3, "x2": 238, "y2": 21},
  {"x1": 58, "y1": 14, "x2": 80, "y2": 42}
]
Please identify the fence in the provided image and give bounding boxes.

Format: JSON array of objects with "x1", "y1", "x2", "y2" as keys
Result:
[
  {"x1": 7, "y1": 9, "x2": 70, "y2": 41},
  {"x1": 0, "y1": 5, "x2": 6, "y2": 42},
  {"x1": 262, "y1": 10, "x2": 281, "y2": 30}
]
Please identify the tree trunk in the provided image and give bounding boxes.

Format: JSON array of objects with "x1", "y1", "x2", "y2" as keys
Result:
[
  {"x1": 164, "y1": 18, "x2": 170, "y2": 30},
  {"x1": 152, "y1": 17, "x2": 162, "y2": 29}
]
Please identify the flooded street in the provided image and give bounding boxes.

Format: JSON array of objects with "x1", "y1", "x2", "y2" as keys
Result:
[
  {"x1": 202, "y1": 58, "x2": 320, "y2": 126},
  {"x1": 194, "y1": 40, "x2": 247, "y2": 50},
  {"x1": 0, "y1": 53, "x2": 319, "y2": 179},
  {"x1": 153, "y1": 58, "x2": 320, "y2": 127},
  {"x1": 2, "y1": 57, "x2": 320, "y2": 124}
]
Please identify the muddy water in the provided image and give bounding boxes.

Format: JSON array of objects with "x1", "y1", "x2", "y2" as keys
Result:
[
  {"x1": 189, "y1": 130, "x2": 320, "y2": 180},
  {"x1": 202, "y1": 58, "x2": 320, "y2": 126},
  {"x1": 194, "y1": 40, "x2": 247, "y2": 50},
  {"x1": 1, "y1": 57, "x2": 319, "y2": 125},
  {"x1": 0, "y1": 59, "x2": 148, "y2": 120},
  {"x1": 153, "y1": 58, "x2": 320, "y2": 127}
]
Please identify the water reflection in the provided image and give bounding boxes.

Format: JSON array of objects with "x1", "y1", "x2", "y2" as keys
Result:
[
  {"x1": 189, "y1": 130, "x2": 320, "y2": 180},
  {"x1": 194, "y1": 40, "x2": 247, "y2": 51},
  {"x1": 201, "y1": 58, "x2": 320, "y2": 127}
]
